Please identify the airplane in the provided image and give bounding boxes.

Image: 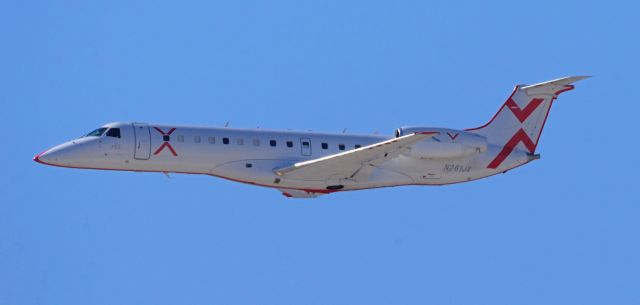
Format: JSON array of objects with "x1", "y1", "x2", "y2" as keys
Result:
[{"x1": 34, "y1": 76, "x2": 588, "y2": 198}]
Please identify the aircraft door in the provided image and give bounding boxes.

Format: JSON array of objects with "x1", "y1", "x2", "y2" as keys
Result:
[
  {"x1": 300, "y1": 138, "x2": 312, "y2": 156},
  {"x1": 133, "y1": 123, "x2": 151, "y2": 160}
]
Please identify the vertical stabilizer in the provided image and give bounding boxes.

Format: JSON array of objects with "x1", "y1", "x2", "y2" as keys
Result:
[{"x1": 466, "y1": 76, "x2": 589, "y2": 169}]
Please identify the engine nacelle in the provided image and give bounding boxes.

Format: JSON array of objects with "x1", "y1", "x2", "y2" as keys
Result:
[{"x1": 395, "y1": 126, "x2": 488, "y2": 159}]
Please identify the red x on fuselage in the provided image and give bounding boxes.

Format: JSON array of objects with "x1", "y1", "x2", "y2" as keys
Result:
[{"x1": 153, "y1": 127, "x2": 178, "y2": 156}]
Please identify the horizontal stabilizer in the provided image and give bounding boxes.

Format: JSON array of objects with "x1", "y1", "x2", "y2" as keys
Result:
[{"x1": 522, "y1": 75, "x2": 591, "y2": 96}]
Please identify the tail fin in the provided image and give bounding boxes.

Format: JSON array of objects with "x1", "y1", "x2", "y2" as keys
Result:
[{"x1": 466, "y1": 76, "x2": 589, "y2": 168}]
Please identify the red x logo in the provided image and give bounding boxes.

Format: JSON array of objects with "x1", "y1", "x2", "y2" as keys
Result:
[
  {"x1": 487, "y1": 129, "x2": 536, "y2": 169},
  {"x1": 485, "y1": 85, "x2": 575, "y2": 169},
  {"x1": 506, "y1": 98, "x2": 544, "y2": 123},
  {"x1": 487, "y1": 98, "x2": 544, "y2": 169},
  {"x1": 153, "y1": 127, "x2": 178, "y2": 156}
]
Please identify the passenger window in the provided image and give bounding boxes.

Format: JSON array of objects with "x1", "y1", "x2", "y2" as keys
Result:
[
  {"x1": 286, "y1": 141, "x2": 293, "y2": 148},
  {"x1": 194, "y1": 136, "x2": 201, "y2": 143},
  {"x1": 177, "y1": 135, "x2": 184, "y2": 142},
  {"x1": 355, "y1": 144, "x2": 361, "y2": 149},
  {"x1": 237, "y1": 138, "x2": 244, "y2": 145},
  {"x1": 338, "y1": 144, "x2": 345, "y2": 150},
  {"x1": 253, "y1": 139, "x2": 260, "y2": 146},
  {"x1": 302, "y1": 141, "x2": 309, "y2": 147},
  {"x1": 321, "y1": 143, "x2": 328, "y2": 149},
  {"x1": 208, "y1": 136, "x2": 215, "y2": 144},
  {"x1": 106, "y1": 128, "x2": 121, "y2": 138},
  {"x1": 270, "y1": 140, "x2": 277, "y2": 147},
  {"x1": 223, "y1": 137, "x2": 229, "y2": 145}
]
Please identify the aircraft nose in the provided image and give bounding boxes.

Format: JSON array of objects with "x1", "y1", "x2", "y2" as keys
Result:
[
  {"x1": 34, "y1": 149, "x2": 55, "y2": 165},
  {"x1": 34, "y1": 142, "x2": 77, "y2": 166}
]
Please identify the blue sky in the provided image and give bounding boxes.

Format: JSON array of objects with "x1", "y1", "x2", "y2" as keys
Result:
[{"x1": 1, "y1": 0, "x2": 639, "y2": 304}]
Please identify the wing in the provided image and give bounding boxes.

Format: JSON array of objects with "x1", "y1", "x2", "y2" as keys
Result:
[{"x1": 273, "y1": 132, "x2": 438, "y2": 182}]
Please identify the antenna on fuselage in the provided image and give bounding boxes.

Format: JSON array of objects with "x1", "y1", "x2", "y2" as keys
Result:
[
  {"x1": 342, "y1": 128, "x2": 347, "y2": 134},
  {"x1": 224, "y1": 121, "x2": 230, "y2": 127}
]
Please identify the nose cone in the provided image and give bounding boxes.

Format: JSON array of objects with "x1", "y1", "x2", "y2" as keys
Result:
[
  {"x1": 34, "y1": 141, "x2": 79, "y2": 167},
  {"x1": 33, "y1": 150, "x2": 50, "y2": 165}
]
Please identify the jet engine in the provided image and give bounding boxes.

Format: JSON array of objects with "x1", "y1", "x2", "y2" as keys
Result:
[{"x1": 395, "y1": 126, "x2": 488, "y2": 159}]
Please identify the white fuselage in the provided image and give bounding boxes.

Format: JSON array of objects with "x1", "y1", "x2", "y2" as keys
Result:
[
  {"x1": 34, "y1": 122, "x2": 532, "y2": 196},
  {"x1": 35, "y1": 77, "x2": 586, "y2": 197}
]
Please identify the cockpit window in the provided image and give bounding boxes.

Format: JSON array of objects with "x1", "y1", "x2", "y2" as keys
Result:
[
  {"x1": 106, "y1": 128, "x2": 121, "y2": 138},
  {"x1": 84, "y1": 127, "x2": 107, "y2": 137}
]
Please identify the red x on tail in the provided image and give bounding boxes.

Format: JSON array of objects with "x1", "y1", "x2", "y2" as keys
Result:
[
  {"x1": 486, "y1": 97, "x2": 543, "y2": 169},
  {"x1": 487, "y1": 129, "x2": 536, "y2": 169}
]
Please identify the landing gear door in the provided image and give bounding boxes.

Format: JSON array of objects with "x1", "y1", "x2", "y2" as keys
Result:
[
  {"x1": 133, "y1": 123, "x2": 151, "y2": 160},
  {"x1": 300, "y1": 137, "x2": 312, "y2": 156}
]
